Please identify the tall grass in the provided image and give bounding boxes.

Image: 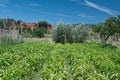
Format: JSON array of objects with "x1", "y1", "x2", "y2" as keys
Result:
[{"x1": 0, "y1": 37, "x2": 24, "y2": 46}]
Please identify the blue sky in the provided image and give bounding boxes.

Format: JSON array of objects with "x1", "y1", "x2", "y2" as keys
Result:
[{"x1": 0, "y1": 0, "x2": 120, "y2": 24}]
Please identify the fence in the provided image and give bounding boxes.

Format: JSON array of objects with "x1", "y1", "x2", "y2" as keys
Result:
[{"x1": 0, "y1": 29, "x2": 19, "y2": 40}]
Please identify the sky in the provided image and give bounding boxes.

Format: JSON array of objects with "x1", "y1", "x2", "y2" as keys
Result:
[{"x1": 0, "y1": 0, "x2": 120, "y2": 24}]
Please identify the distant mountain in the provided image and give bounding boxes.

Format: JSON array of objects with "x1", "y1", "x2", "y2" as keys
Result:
[{"x1": 68, "y1": 23, "x2": 94, "y2": 28}]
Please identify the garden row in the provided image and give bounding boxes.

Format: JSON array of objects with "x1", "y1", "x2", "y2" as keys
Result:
[{"x1": 0, "y1": 42, "x2": 120, "y2": 80}]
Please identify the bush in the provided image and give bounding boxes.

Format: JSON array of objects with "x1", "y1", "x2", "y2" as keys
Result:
[
  {"x1": 32, "y1": 27, "x2": 47, "y2": 38},
  {"x1": 100, "y1": 42, "x2": 117, "y2": 49},
  {"x1": 73, "y1": 25, "x2": 89, "y2": 43},
  {"x1": 52, "y1": 24, "x2": 89, "y2": 43},
  {"x1": 52, "y1": 24, "x2": 66, "y2": 44},
  {"x1": 64, "y1": 25, "x2": 74, "y2": 43}
]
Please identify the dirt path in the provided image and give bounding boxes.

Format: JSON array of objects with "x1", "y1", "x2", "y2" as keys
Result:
[{"x1": 23, "y1": 38, "x2": 53, "y2": 42}]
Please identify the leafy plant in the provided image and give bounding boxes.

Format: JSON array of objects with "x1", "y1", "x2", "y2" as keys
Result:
[
  {"x1": 32, "y1": 27, "x2": 47, "y2": 38},
  {"x1": 52, "y1": 23, "x2": 66, "y2": 43},
  {"x1": 0, "y1": 42, "x2": 120, "y2": 80},
  {"x1": 100, "y1": 42, "x2": 117, "y2": 49},
  {"x1": 52, "y1": 24, "x2": 89, "y2": 43}
]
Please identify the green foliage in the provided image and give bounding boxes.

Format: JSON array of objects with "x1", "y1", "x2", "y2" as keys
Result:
[
  {"x1": 24, "y1": 27, "x2": 32, "y2": 33},
  {"x1": 52, "y1": 24, "x2": 89, "y2": 43},
  {"x1": 32, "y1": 27, "x2": 47, "y2": 38},
  {"x1": 0, "y1": 18, "x2": 16, "y2": 29},
  {"x1": 116, "y1": 15, "x2": 120, "y2": 34},
  {"x1": 52, "y1": 24, "x2": 66, "y2": 43},
  {"x1": 104, "y1": 17, "x2": 117, "y2": 35},
  {"x1": 0, "y1": 42, "x2": 120, "y2": 80},
  {"x1": 64, "y1": 25, "x2": 73, "y2": 43},
  {"x1": 38, "y1": 21, "x2": 48, "y2": 28},
  {"x1": 93, "y1": 15, "x2": 120, "y2": 43},
  {"x1": 99, "y1": 42, "x2": 117, "y2": 49},
  {"x1": 0, "y1": 19, "x2": 4, "y2": 28},
  {"x1": 73, "y1": 25, "x2": 89, "y2": 43}
]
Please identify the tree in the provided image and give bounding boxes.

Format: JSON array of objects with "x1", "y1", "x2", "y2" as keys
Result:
[
  {"x1": 113, "y1": 15, "x2": 120, "y2": 41},
  {"x1": 64, "y1": 25, "x2": 73, "y2": 43},
  {"x1": 52, "y1": 23, "x2": 89, "y2": 44},
  {"x1": 32, "y1": 27, "x2": 47, "y2": 38},
  {"x1": 38, "y1": 21, "x2": 48, "y2": 28},
  {"x1": 17, "y1": 20, "x2": 24, "y2": 34},
  {"x1": 93, "y1": 16, "x2": 119, "y2": 43},
  {"x1": 104, "y1": 17, "x2": 119, "y2": 42},
  {"x1": 17, "y1": 20, "x2": 23, "y2": 24},
  {"x1": 116, "y1": 15, "x2": 120, "y2": 34},
  {"x1": 52, "y1": 23, "x2": 66, "y2": 44},
  {"x1": 0, "y1": 19, "x2": 4, "y2": 29},
  {"x1": 6, "y1": 18, "x2": 16, "y2": 27},
  {"x1": 0, "y1": 18, "x2": 16, "y2": 29}
]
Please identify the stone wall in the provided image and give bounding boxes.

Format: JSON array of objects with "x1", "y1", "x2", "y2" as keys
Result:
[{"x1": 0, "y1": 30, "x2": 19, "y2": 40}]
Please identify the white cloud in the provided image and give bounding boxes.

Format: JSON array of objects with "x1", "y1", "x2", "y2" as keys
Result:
[
  {"x1": 84, "y1": 0, "x2": 118, "y2": 16},
  {"x1": 58, "y1": 13, "x2": 78, "y2": 19},
  {"x1": 69, "y1": 0, "x2": 87, "y2": 6},
  {"x1": 77, "y1": 13, "x2": 93, "y2": 18}
]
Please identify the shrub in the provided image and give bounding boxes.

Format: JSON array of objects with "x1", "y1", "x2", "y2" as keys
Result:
[
  {"x1": 32, "y1": 27, "x2": 47, "y2": 38},
  {"x1": 52, "y1": 24, "x2": 89, "y2": 43},
  {"x1": 73, "y1": 25, "x2": 89, "y2": 43},
  {"x1": 64, "y1": 25, "x2": 74, "y2": 43},
  {"x1": 52, "y1": 24, "x2": 66, "y2": 44},
  {"x1": 100, "y1": 42, "x2": 117, "y2": 49}
]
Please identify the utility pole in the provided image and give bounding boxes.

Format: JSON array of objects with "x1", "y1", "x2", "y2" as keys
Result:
[
  {"x1": 3, "y1": 19, "x2": 5, "y2": 28},
  {"x1": 57, "y1": 18, "x2": 63, "y2": 25}
]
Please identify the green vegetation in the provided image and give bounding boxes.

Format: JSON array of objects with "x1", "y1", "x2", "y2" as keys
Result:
[
  {"x1": 93, "y1": 15, "x2": 120, "y2": 43},
  {"x1": 38, "y1": 21, "x2": 49, "y2": 28},
  {"x1": 0, "y1": 19, "x2": 50, "y2": 38},
  {"x1": 0, "y1": 13, "x2": 120, "y2": 80},
  {"x1": 0, "y1": 18, "x2": 16, "y2": 29},
  {"x1": 32, "y1": 27, "x2": 47, "y2": 38},
  {"x1": 0, "y1": 42, "x2": 120, "y2": 80},
  {"x1": 52, "y1": 23, "x2": 89, "y2": 44}
]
